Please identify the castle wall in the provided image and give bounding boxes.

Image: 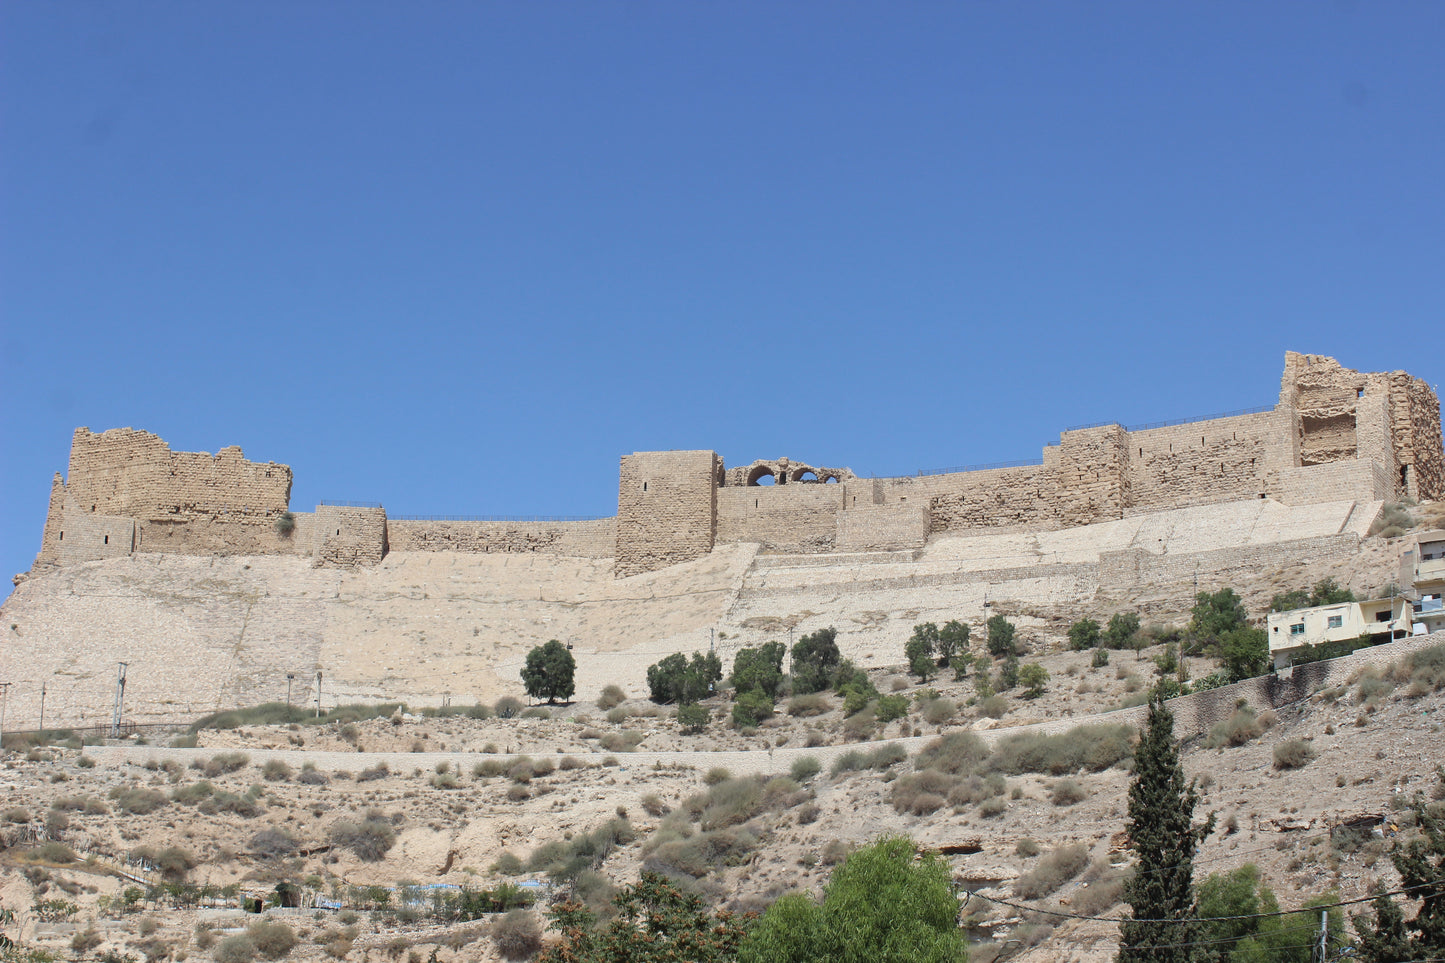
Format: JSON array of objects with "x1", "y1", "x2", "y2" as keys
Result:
[
  {"x1": 1400, "y1": 375, "x2": 1444, "y2": 500},
  {"x1": 65, "y1": 428, "x2": 291, "y2": 520},
  {"x1": 33, "y1": 474, "x2": 66, "y2": 569},
  {"x1": 385, "y1": 518, "x2": 616, "y2": 557},
  {"x1": 1122, "y1": 410, "x2": 1293, "y2": 513},
  {"x1": 925, "y1": 465, "x2": 1058, "y2": 533},
  {"x1": 835, "y1": 504, "x2": 930, "y2": 552},
  {"x1": 312, "y1": 506, "x2": 388, "y2": 567},
  {"x1": 715, "y1": 484, "x2": 844, "y2": 552},
  {"x1": 1055, "y1": 424, "x2": 1131, "y2": 526},
  {"x1": 56, "y1": 502, "x2": 136, "y2": 565},
  {"x1": 1268, "y1": 460, "x2": 1392, "y2": 506},
  {"x1": 616, "y1": 451, "x2": 719, "y2": 577}
]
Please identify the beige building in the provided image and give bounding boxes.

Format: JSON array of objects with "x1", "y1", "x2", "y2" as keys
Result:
[{"x1": 1401, "y1": 530, "x2": 1445, "y2": 636}]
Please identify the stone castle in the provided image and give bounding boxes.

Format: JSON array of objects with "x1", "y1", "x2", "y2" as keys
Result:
[
  {"x1": 3, "y1": 351, "x2": 1440, "y2": 729},
  {"x1": 25, "y1": 353, "x2": 1443, "y2": 581}
]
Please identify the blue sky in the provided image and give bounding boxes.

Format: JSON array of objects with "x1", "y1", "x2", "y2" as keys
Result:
[{"x1": 2, "y1": 2, "x2": 1442, "y2": 582}]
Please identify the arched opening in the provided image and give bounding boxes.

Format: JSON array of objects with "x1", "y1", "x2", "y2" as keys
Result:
[
  {"x1": 823, "y1": 474, "x2": 840, "y2": 484},
  {"x1": 746, "y1": 465, "x2": 777, "y2": 486},
  {"x1": 793, "y1": 470, "x2": 819, "y2": 483}
]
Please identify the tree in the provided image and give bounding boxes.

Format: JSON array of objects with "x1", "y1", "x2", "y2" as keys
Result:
[
  {"x1": 730, "y1": 642, "x2": 786, "y2": 699},
  {"x1": 1219, "y1": 628, "x2": 1269, "y2": 682},
  {"x1": 1270, "y1": 578, "x2": 1356, "y2": 613},
  {"x1": 1190, "y1": 589, "x2": 1247, "y2": 643},
  {"x1": 1105, "y1": 612, "x2": 1142, "y2": 650},
  {"x1": 677, "y1": 704, "x2": 710, "y2": 734},
  {"x1": 538, "y1": 871, "x2": 748, "y2": 963},
  {"x1": 737, "y1": 835, "x2": 968, "y2": 963},
  {"x1": 905, "y1": 624, "x2": 938, "y2": 683},
  {"x1": 1018, "y1": 663, "x2": 1049, "y2": 698},
  {"x1": 521, "y1": 640, "x2": 576, "y2": 705},
  {"x1": 792, "y1": 628, "x2": 841, "y2": 695},
  {"x1": 1351, "y1": 787, "x2": 1445, "y2": 960},
  {"x1": 1117, "y1": 695, "x2": 1214, "y2": 963},
  {"x1": 1069, "y1": 618, "x2": 1102, "y2": 651},
  {"x1": 731, "y1": 689, "x2": 774, "y2": 728},
  {"x1": 997, "y1": 654, "x2": 1019, "y2": 691},
  {"x1": 937, "y1": 620, "x2": 970, "y2": 668},
  {"x1": 986, "y1": 614, "x2": 1016, "y2": 657},
  {"x1": 646, "y1": 651, "x2": 721, "y2": 705}
]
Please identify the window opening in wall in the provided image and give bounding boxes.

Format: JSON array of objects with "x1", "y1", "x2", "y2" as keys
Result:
[
  {"x1": 336, "y1": 530, "x2": 341, "y2": 536},
  {"x1": 1357, "y1": 388, "x2": 1364, "y2": 398},
  {"x1": 1140, "y1": 448, "x2": 1143, "y2": 457},
  {"x1": 1290, "y1": 623, "x2": 1305, "y2": 636},
  {"x1": 1202, "y1": 436, "x2": 1205, "y2": 445},
  {"x1": 1327, "y1": 615, "x2": 1343, "y2": 629},
  {"x1": 1401, "y1": 465, "x2": 1410, "y2": 488},
  {"x1": 92, "y1": 505, "x2": 96, "y2": 512},
  {"x1": 824, "y1": 475, "x2": 839, "y2": 483},
  {"x1": 642, "y1": 482, "x2": 647, "y2": 492},
  {"x1": 796, "y1": 470, "x2": 818, "y2": 482},
  {"x1": 755, "y1": 499, "x2": 759, "y2": 508},
  {"x1": 59, "y1": 531, "x2": 63, "y2": 540},
  {"x1": 104, "y1": 535, "x2": 108, "y2": 544}
]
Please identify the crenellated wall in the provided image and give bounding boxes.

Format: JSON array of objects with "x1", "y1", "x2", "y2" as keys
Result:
[
  {"x1": 615, "y1": 451, "x2": 720, "y2": 577},
  {"x1": 385, "y1": 518, "x2": 615, "y2": 557}
]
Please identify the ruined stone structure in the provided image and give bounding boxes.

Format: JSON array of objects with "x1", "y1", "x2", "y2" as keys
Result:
[{"x1": 19, "y1": 354, "x2": 1443, "y2": 583}]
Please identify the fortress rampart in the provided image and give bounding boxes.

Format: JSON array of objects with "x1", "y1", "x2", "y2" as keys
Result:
[{"x1": 19, "y1": 353, "x2": 1443, "y2": 583}]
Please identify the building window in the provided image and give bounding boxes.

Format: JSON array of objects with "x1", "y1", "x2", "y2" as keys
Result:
[
  {"x1": 1290, "y1": 623, "x2": 1305, "y2": 636},
  {"x1": 1327, "y1": 615, "x2": 1343, "y2": 629},
  {"x1": 104, "y1": 535, "x2": 109, "y2": 545},
  {"x1": 642, "y1": 482, "x2": 648, "y2": 492}
]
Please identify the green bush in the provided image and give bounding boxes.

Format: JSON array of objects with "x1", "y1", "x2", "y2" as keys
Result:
[
  {"x1": 980, "y1": 695, "x2": 1008, "y2": 719},
  {"x1": 914, "y1": 731, "x2": 989, "y2": 776},
  {"x1": 492, "y1": 908, "x2": 542, "y2": 961},
  {"x1": 203, "y1": 752, "x2": 251, "y2": 777},
  {"x1": 790, "y1": 756, "x2": 822, "y2": 782},
  {"x1": 1205, "y1": 705, "x2": 1275, "y2": 748},
  {"x1": 1091, "y1": 647, "x2": 1110, "y2": 668},
  {"x1": 215, "y1": 934, "x2": 257, "y2": 963},
  {"x1": 1051, "y1": 779, "x2": 1087, "y2": 806},
  {"x1": 731, "y1": 689, "x2": 774, "y2": 728},
  {"x1": 111, "y1": 786, "x2": 169, "y2": 815},
  {"x1": 1018, "y1": 662, "x2": 1049, "y2": 698},
  {"x1": 494, "y1": 696, "x2": 524, "y2": 719},
  {"x1": 787, "y1": 693, "x2": 831, "y2": 717},
  {"x1": 1068, "y1": 618, "x2": 1101, "y2": 651},
  {"x1": 261, "y1": 759, "x2": 292, "y2": 782},
  {"x1": 988, "y1": 724, "x2": 1134, "y2": 776},
  {"x1": 891, "y1": 769, "x2": 955, "y2": 816},
  {"x1": 677, "y1": 703, "x2": 710, "y2": 733},
  {"x1": 875, "y1": 693, "x2": 909, "y2": 723},
  {"x1": 920, "y1": 697, "x2": 956, "y2": 725}
]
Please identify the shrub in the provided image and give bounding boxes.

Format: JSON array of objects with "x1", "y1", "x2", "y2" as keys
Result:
[
  {"x1": 1072, "y1": 876, "x2": 1126, "y2": 916},
  {"x1": 203, "y1": 752, "x2": 251, "y2": 777},
  {"x1": 677, "y1": 703, "x2": 710, "y2": 733},
  {"x1": 520, "y1": 706, "x2": 551, "y2": 719},
  {"x1": 732, "y1": 689, "x2": 775, "y2": 728},
  {"x1": 492, "y1": 851, "x2": 525, "y2": 875},
  {"x1": 495, "y1": 696, "x2": 524, "y2": 719},
  {"x1": 1051, "y1": 779, "x2": 1087, "y2": 806},
  {"x1": 35, "y1": 841, "x2": 76, "y2": 863},
  {"x1": 71, "y1": 927, "x2": 103, "y2": 953},
  {"x1": 297, "y1": 767, "x2": 329, "y2": 785},
  {"x1": 201, "y1": 791, "x2": 262, "y2": 818},
  {"x1": 357, "y1": 762, "x2": 390, "y2": 782},
  {"x1": 597, "y1": 684, "x2": 627, "y2": 710},
  {"x1": 491, "y1": 908, "x2": 542, "y2": 960},
  {"x1": 1068, "y1": 618, "x2": 1102, "y2": 651},
  {"x1": 978, "y1": 796, "x2": 1008, "y2": 817},
  {"x1": 250, "y1": 828, "x2": 298, "y2": 858},
  {"x1": 1401, "y1": 643, "x2": 1445, "y2": 691},
  {"x1": 1205, "y1": 705, "x2": 1273, "y2": 748},
  {"x1": 474, "y1": 759, "x2": 508, "y2": 778},
  {"x1": 790, "y1": 756, "x2": 822, "y2": 782},
  {"x1": 1018, "y1": 663, "x2": 1049, "y2": 698},
  {"x1": 979, "y1": 695, "x2": 1008, "y2": 719},
  {"x1": 3, "y1": 807, "x2": 30, "y2": 823},
  {"x1": 875, "y1": 693, "x2": 909, "y2": 723},
  {"x1": 641, "y1": 793, "x2": 669, "y2": 817},
  {"x1": 1092, "y1": 647, "x2": 1110, "y2": 668},
  {"x1": 921, "y1": 698, "x2": 956, "y2": 725},
  {"x1": 797, "y1": 802, "x2": 821, "y2": 825},
  {"x1": 1272, "y1": 739, "x2": 1316, "y2": 770},
  {"x1": 247, "y1": 920, "x2": 297, "y2": 960},
  {"x1": 215, "y1": 934, "x2": 257, "y2": 963},
  {"x1": 599, "y1": 730, "x2": 644, "y2": 752},
  {"x1": 1015, "y1": 838, "x2": 1041, "y2": 858},
  {"x1": 329, "y1": 810, "x2": 396, "y2": 861},
  {"x1": 787, "y1": 693, "x2": 831, "y2": 717},
  {"x1": 891, "y1": 769, "x2": 955, "y2": 816},
  {"x1": 112, "y1": 787, "x2": 169, "y2": 814},
  {"x1": 262, "y1": 759, "x2": 292, "y2": 782},
  {"x1": 699, "y1": 778, "x2": 764, "y2": 831},
  {"x1": 1015, "y1": 843, "x2": 1089, "y2": 898},
  {"x1": 153, "y1": 845, "x2": 197, "y2": 880},
  {"x1": 987, "y1": 724, "x2": 1134, "y2": 775},
  {"x1": 915, "y1": 731, "x2": 989, "y2": 775}
]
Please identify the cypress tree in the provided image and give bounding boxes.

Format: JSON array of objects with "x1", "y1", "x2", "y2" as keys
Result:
[{"x1": 1118, "y1": 695, "x2": 1214, "y2": 963}]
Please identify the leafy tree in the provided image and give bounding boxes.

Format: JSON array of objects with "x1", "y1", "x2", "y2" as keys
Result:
[
  {"x1": 937, "y1": 620, "x2": 970, "y2": 668},
  {"x1": 791, "y1": 628, "x2": 841, "y2": 695},
  {"x1": 905, "y1": 624, "x2": 939, "y2": 683},
  {"x1": 1018, "y1": 663, "x2": 1049, "y2": 698},
  {"x1": 1352, "y1": 787, "x2": 1445, "y2": 961},
  {"x1": 737, "y1": 835, "x2": 967, "y2": 963},
  {"x1": 1069, "y1": 618, "x2": 1102, "y2": 651},
  {"x1": 1353, "y1": 891, "x2": 1412, "y2": 963},
  {"x1": 1231, "y1": 892, "x2": 1343, "y2": 963},
  {"x1": 1154, "y1": 642, "x2": 1178, "y2": 677},
  {"x1": 1190, "y1": 589, "x2": 1247, "y2": 643},
  {"x1": 1105, "y1": 612, "x2": 1142, "y2": 650},
  {"x1": 949, "y1": 654, "x2": 971, "y2": 681},
  {"x1": 1220, "y1": 628, "x2": 1269, "y2": 682},
  {"x1": 730, "y1": 642, "x2": 786, "y2": 699},
  {"x1": 1091, "y1": 646, "x2": 1110, "y2": 668},
  {"x1": 1270, "y1": 578, "x2": 1356, "y2": 613},
  {"x1": 1117, "y1": 696, "x2": 1214, "y2": 963},
  {"x1": 986, "y1": 614, "x2": 1016, "y2": 657},
  {"x1": 646, "y1": 652, "x2": 721, "y2": 705},
  {"x1": 538, "y1": 871, "x2": 748, "y2": 963},
  {"x1": 997, "y1": 654, "x2": 1019, "y2": 691},
  {"x1": 521, "y1": 640, "x2": 576, "y2": 705},
  {"x1": 677, "y1": 704, "x2": 710, "y2": 734},
  {"x1": 1196, "y1": 864, "x2": 1268, "y2": 963}
]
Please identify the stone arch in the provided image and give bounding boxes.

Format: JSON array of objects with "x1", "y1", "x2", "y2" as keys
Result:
[
  {"x1": 746, "y1": 465, "x2": 777, "y2": 486},
  {"x1": 792, "y1": 468, "x2": 819, "y2": 483},
  {"x1": 823, "y1": 474, "x2": 840, "y2": 483}
]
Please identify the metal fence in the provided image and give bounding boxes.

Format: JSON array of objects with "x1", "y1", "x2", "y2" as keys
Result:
[
  {"x1": 1064, "y1": 403, "x2": 1275, "y2": 434},
  {"x1": 388, "y1": 514, "x2": 611, "y2": 523},
  {"x1": 916, "y1": 457, "x2": 1045, "y2": 477},
  {"x1": 318, "y1": 500, "x2": 383, "y2": 508}
]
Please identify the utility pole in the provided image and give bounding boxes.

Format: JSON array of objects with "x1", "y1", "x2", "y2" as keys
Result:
[
  {"x1": 111, "y1": 662, "x2": 128, "y2": 738},
  {"x1": 39, "y1": 682, "x2": 47, "y2": 734},
  {"x1": 286, "y1": 673, "x2": 295, "y2": 710},
  {"x1": 315, "y1": 670, "x2": 322, "y2": 719},
  {"x1": 1313, "y1": 908, "x2": 1328, "y2": 963}
]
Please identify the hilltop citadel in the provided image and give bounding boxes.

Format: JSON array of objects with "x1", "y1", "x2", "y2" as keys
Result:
[{"x1": 4, "y1": 351, "x2": 1441, "y2": 727}]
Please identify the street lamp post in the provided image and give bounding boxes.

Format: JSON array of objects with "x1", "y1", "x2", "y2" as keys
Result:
[{"x1": 286, "y1": 673, "x2": 296, "y2": 710}]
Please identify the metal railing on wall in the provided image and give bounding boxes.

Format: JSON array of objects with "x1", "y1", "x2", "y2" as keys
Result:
[
  {"x1": 319, "y1": 500, "x2": 384, "y2": 508},
  {"x1": 1063, "y1": 403, "x2": 1276, "y2": 434},
  {"x1": 916, "y1": 457, "x2": 1045, "y2": 477},
  {"x1": 389, "y1": 514, "x2": 611, "y2": 523}
]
